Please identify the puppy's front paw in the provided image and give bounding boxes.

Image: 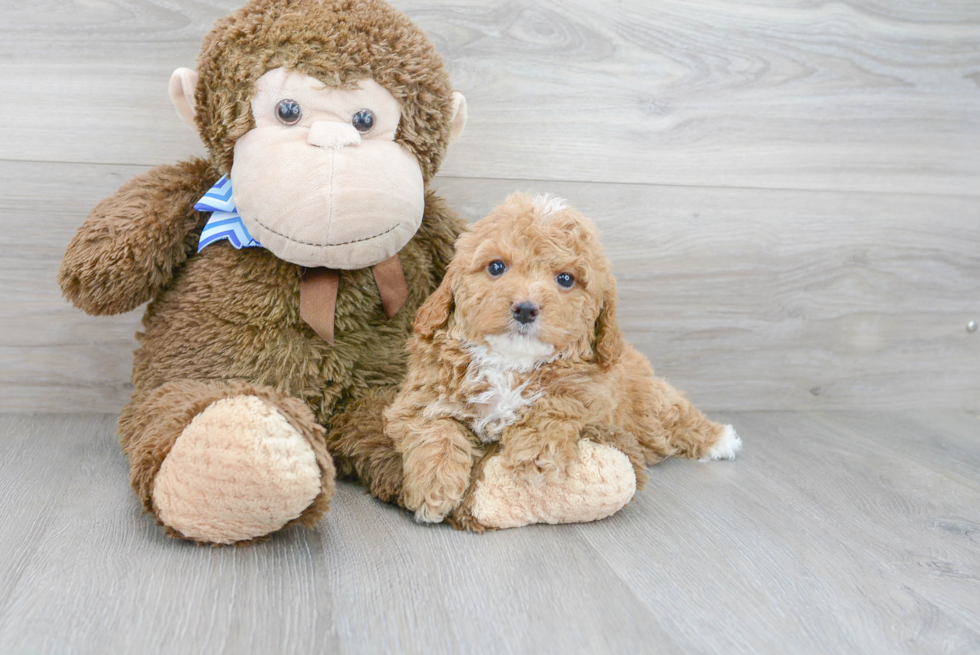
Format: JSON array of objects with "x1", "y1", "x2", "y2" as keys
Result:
[
  {"x1": 402, "y1": 467, "x2": 471, "y2": 524},
  {"x1": 504, "y1": 440, "x2": 577, "y2": 484},
  {"x1": 700, "y1": 424, "x2": 742, "y2": 461},
  {"x1": 413, "y1": 495, "x2": 461, "y2": 524},
  {"x1": 507, "y1": 457, "x2": 552, "y2": 486}
]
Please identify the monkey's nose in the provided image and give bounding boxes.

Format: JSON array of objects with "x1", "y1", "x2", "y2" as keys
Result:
[
  {"x1": 511, "y1": 301, "x2": 539, "y2": 325},
  {"x1": 307, "y1": 122, "x2": 361, "y2": 149}
]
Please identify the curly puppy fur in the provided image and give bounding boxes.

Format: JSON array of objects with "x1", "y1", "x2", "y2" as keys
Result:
[
  {"x1": 386, "y1": 193, "x2": 734, "y2": 524},
  {"x1": 58, "y1": 0, "x2": 465, "y2": 542}
]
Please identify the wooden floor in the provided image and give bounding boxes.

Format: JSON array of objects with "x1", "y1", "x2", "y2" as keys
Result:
[
  {"x1": 1, "y1": 411, "x2": 977, "y2": 655},
  {"x1": 1, "y1": 1, "x2": 977, "y2": 653}
]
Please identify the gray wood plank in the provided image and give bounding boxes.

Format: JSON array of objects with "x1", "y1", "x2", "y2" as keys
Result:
[
  {"x1": 581, "y1": 410, "x2": 980, "y2": 655},
  {"x1": 1, "y1": 1, "x2": 978, "y2": 195},
  {"x1": 0, "y1": 414, "x2": 114, "y2": 617},
  {"x1": 4, "y1": 161, "x2": 976, "y2": 413},
  {"x1": 0, "y1": 412, "x2": 337, "y2": 655},
  {"x1": 0, "y1": 411, "x2": 978, "y2": 654},
  {"x1": 813, "y1": 411, "x2": 980, "y2": 488},
  {"x1": 0, "y1": 414, "x2": 675, "y2": 655}
]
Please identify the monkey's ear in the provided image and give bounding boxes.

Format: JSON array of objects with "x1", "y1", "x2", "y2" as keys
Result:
[
  {"x1": 413, "y1": 271, "x2": 456, "y2": 338},
  {"x1": 449, "y1": 92, "x2": 467, "y2": 143},
  {"x1": 169, "y1": 68, "x2": 199, "y2": 130}
]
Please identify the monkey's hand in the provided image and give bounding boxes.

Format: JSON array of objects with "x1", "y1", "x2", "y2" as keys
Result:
[{"x1": 58, "y1": 158, "x2": 218, "y2": 315}]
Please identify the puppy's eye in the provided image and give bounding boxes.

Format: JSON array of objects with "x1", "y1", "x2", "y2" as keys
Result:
[
  {"x1": 487, "y1": 260, "x2": 507, "y2": 278},
  {"x1": 556, "y1": 272, "x2": 575, "y2": 289},
  {"x1": 351, "y1": 109, "x2": 375, "y2": 133},
  {"x1": 275, "y1": 99, "x2": 302, "y2": 125}
]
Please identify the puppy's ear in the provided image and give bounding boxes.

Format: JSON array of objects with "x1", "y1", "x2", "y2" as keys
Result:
[
  {"x1": 413, "y1": 271, "x2": 455, "y2": 338},
  {"x1": 593, "y1": 278, "x2": 626, "y2": 369}
]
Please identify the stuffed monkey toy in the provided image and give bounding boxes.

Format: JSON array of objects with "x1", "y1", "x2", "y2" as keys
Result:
[{"x1": 59, "y1": 0, "x2": 638, "y2": 544}]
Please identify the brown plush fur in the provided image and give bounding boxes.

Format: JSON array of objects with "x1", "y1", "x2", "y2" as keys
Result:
[
  {"x1": 59, "y1": 159, "x2": 220, "y2": 316},
  {"x1": 120, "y1": 380, "x2": 335, "y2": 545},
  {"x1": 58, "y1": 0, "x2": 465, "y2": 543},
  {"x1": 325, "y1": 385, "x2": 404, "y2": 503},
  {"x1": 386, "y1": 194, "x2": 726, "y2": 524},
  {"x1": 195, "y1": 0, "x2": 456, "y2": 181}
]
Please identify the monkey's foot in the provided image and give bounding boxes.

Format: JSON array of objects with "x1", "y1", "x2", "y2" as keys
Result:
[
  {"x1": 151, "y1": 395, "x2": 322, "y2": 544},
  {"x1": 460, "y1": 440, "x2": 637, "y2": 530}
]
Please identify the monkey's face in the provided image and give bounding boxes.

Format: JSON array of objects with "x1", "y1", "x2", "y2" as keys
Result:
[{"x1": 229, "y1": 67, "x2": 425, "y2": 269}]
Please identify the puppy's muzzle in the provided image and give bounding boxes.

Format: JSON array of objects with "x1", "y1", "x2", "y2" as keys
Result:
[{"x1": 511, "y1": 301, "x2": 539, "y2": 325}]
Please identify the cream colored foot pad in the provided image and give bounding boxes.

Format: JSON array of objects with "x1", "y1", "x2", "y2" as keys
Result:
[
  {"x1": 152, "y1": 395, "x2": 321, "y2": 544},
  {"x1": 470, "y1": 440, "x2": 637, "y2": 529}
]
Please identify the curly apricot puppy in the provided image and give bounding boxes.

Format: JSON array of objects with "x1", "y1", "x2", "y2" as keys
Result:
[{"x1": 386, "y1": 193, "x2": 742, "y2": 525}]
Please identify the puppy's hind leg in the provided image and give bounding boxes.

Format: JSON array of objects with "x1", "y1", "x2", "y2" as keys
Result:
[
  {"x1": 699, "y1": 423, "x2": 742, "y2": 462},
  {"x1": 630, "y1": 376, "x2": 741, "y2": 463}
]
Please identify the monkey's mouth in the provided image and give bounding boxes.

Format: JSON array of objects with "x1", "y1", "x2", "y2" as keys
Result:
[
  {"x1": 230, "y1": 121, "x2": 426, "y2": 270},
  {"x1": 249, "y1": 218, "x2": 399, "y2": 248}
]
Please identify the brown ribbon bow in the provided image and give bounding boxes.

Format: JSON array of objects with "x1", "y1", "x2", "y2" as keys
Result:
[{"x1": 299, "y1": 254, "x2": 408, "y2": 345}]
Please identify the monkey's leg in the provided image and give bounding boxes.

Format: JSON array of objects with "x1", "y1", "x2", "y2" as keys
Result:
[
  {"x1": 580, "y1": 424, "x2": 649, "y2": 489},
  {"x1": 324, "y1": 385, "x2": 406, "y2": 504},
  {"x1": 447, "y1": 426, "x2": 640, "y2": 533},
  {"x1": 119, "y1": 380, "x2": 335, "y2": 545}
]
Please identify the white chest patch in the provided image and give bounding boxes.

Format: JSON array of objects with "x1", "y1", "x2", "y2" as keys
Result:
[{"x1": 463, "y1": 335, "x2": 558, "y2": 442}]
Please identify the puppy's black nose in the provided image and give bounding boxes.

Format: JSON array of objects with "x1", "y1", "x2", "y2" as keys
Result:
[{"x1": 512, "y1": 301, "x2": 539, "y2": 325}]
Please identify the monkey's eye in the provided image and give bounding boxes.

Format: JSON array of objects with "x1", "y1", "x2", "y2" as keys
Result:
[
  {"x1": 556, "y1": 272, "x2": 575, "y2": 289},
  {"x1": 351, "y1": 109, "x2": 375, "y2": 133},
  {"x1": 275, "y1": 99, "x2": 302, "y2": 125},
  {"x1": 487, "y1": 260, "x2": 507, "y2": 278}
]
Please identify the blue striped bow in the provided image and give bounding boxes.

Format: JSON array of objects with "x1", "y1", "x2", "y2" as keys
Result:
[{"x1": 194, "y1": 175, "x2": 262, "y2": 251}]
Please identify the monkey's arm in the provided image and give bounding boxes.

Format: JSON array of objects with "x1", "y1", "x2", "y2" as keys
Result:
[{"x1": 58, "y1": 157, "x2": 219, "y2": 315}]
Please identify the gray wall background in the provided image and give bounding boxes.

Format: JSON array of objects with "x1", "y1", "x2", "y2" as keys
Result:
[{"x1": 1, "y1": 0, "x2": 977, "y2": 413}]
